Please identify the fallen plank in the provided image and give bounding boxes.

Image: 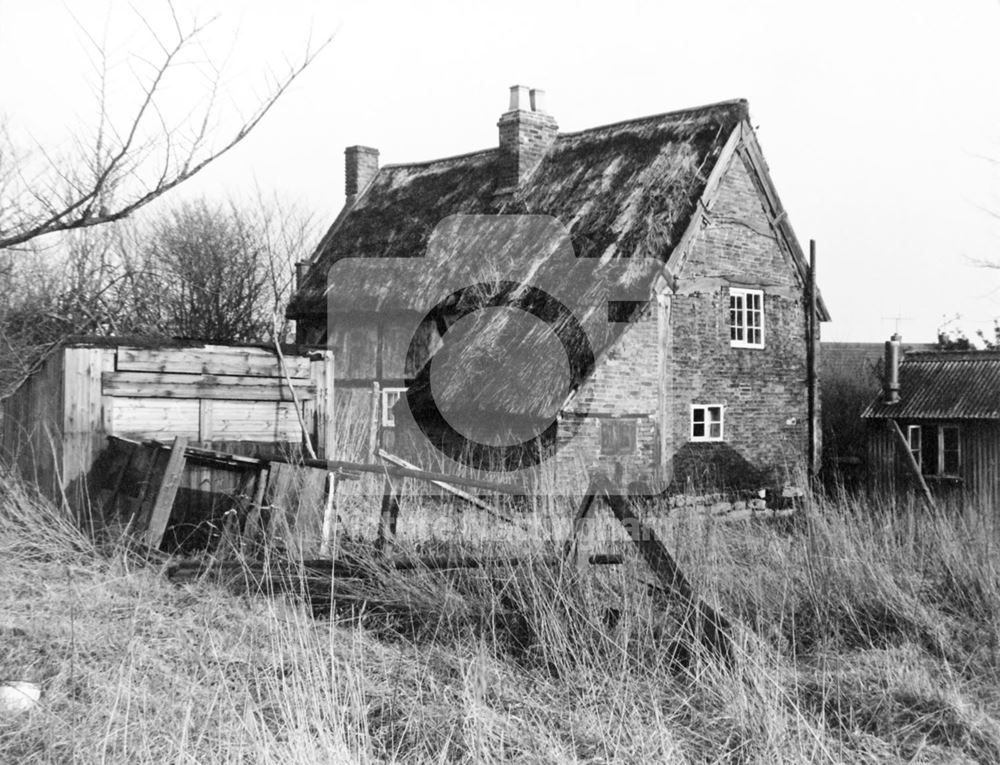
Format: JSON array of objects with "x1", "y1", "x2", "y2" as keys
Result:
[
  {"x1": 377, "y1": 449, "x2": 510, "y2": 519},
  {"x1": 143, "y1": 436, "x2": 188, "y2": 549},
  {"x1": 265, "y1": 454, "x2": 526, "y2": 495},
  {"x1": 166, "y1": 551, "x2": 625, "y2": 583}
]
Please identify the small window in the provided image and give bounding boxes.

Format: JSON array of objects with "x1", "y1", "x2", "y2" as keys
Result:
[
  {"x1": 911, "y1": 423, "x2": 961, "y2": 478},
  {"x1": 907, "y1": 425, "x2": 922, "y2": 467},
  {"x1": 600, "y1": 419, "x2": 637, "y2": 456},
  {"x1": 381, "y1": 387, "x2": 407, "y2": 427},
  {"x1": 729, "y1": 288, "x2": 764, "y2": 348},
  {"x1": 940, "y1": 426, "x2": 960, "y2": 476},
  {"x1": 691, "y1": 405, "x2": 724, "y2": 442}
]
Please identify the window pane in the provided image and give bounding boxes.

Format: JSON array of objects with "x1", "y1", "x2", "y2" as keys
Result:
[
  {"x1": 692, "y1": 407, "x2": 705, "y2": 438},
  {"x1": 942, "y1": 426, "x2": 960, "y2": 474},
  {"x1": 730, "y1": 294, "x2": 744, "y2": 341},
  {"x1": 921, "y1": 427, "x2": 938, "y2": 475},
  {"x1": 709, "y1": 422, "x2": 721, "y2": 438}
]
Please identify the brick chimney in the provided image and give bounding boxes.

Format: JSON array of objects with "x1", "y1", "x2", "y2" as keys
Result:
[
  {"x1": 497, "y1": 85, "x2": 557, "y2": 190},
  {"x1": 883, "y1": 333, "x2": 902, "y2": 404},
  {"x1": 345, "y1": 145, "x2": 379, "y2": 204}
]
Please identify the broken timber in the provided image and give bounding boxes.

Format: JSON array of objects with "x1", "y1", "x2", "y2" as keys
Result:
[{"x1": 566, "y1": 473, "x2": 738, "y2": 668}]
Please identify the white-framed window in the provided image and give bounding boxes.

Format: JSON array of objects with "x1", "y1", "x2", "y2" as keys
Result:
[
  {"x1": 940, "y1": 425, "x2": 961, "y2": 477},
  {"x1": 691, "y1": 404, "x2": 724, "y2": 442},
  {"x1": 381, "y1": 387, "x2": 407, "y2": 427},
  {"x1": 600, "y1": 418, "x2": 638, "y2": 456},
  {"x1": 907, "y1": 425, "x2": 922, "y2": 467},
  {"x1": 729, "y1": 288, "x2": 764, "y2": 348},
  {"x1": 909, "y1": 423, "x2": 961, "y2": 477}
]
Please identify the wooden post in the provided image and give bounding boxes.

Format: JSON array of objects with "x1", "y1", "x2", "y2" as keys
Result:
[
  {"x1": 374, "y1": 476, "x2": 400, "y2": 553},
  {"x1": 368, "y1": 381, "x2": 381, "y2": 460},
  {"x1": 807, "y1": 240, "x2": 819, "y2": 485},
  {"x1": 319, "y1": 472, "x2": 339, "y2": 557},
  {"x1": 585, "y1": 473, "x2": 737, "y2": 667},
  {"x1": 563, "y1": 484, "x2": 599, "y2": 571},
  {"x1": 143, "y1": 436, "x2": 188, "y2": 549},
  {"x1": 241, "y1": 466, "x2": 269, "y2": 553},
  {"x1": 323, "y1": 351, "x2": 335, "y2": 460}
]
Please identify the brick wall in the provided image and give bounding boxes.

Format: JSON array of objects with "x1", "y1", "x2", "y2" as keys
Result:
[
  {"x1": 668, "y1": 151, "x2": 808, "y2": 490},
  {"x1": 552, "y1": 149, "x2": 810, "y2": 494}
]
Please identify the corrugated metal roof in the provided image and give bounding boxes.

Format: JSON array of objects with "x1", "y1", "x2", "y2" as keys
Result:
[{"x1": 862, "y1": 352, "x2": 1000, "y2": 420}]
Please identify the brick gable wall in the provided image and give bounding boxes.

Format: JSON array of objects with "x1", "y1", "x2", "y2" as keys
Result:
[
  {"x1": 669, "y1": 151, "x2": 808, "y2": 490},
  {"x1": 554, "y1": 149, "x2": 810, "y2": 494}
]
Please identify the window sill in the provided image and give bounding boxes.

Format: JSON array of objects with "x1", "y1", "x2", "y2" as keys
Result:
[
  {"x1": 922, "y1": 474, "x2": 963, "y2": 486},
  {"x1": 730, "y1": 342, "x2": 765, "y2": 350}
]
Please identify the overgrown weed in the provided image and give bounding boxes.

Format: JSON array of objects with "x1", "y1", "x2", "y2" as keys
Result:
[{"x1": 2, "y1": 470, "x2": 999, "y2": 763}]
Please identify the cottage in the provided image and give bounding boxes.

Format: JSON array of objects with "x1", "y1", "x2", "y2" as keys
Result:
[
  {"x1": 287, "y1": 86, "x2": 828, "y2": 495},
  {"x1": 862, "y1": 335, "x2": 1000, "y2": 507}
]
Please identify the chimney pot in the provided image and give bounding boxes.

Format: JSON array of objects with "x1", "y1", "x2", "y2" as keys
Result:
[
  {"x1": 529, "y1": 88, "x2": 546, "y2": 113},
  {"x1": 508, "y1": 85, "x2": 531, "y2": 111}
]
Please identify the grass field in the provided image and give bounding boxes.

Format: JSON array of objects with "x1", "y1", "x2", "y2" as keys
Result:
[{"x1": 2, "y1": 471, "x2": 1000, "y2": 763}]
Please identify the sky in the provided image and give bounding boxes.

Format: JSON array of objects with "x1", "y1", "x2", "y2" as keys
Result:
[{"x1": 1, "y1": 0, "x2": 998, "y2": 344}]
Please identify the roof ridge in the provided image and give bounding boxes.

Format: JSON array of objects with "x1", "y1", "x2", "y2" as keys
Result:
[
  {"x1": 379, "y1": 147, "x2": 496, "y2": 171},
  {"x1": 373, "y1": 99, "x2": 747, "y2": 173},
  {"x1": 555, "y1": 98, "x2": 749, "y2": 139},
  {"x1": 906, "y1": 350, "x2": 1000, "y2": 360}
]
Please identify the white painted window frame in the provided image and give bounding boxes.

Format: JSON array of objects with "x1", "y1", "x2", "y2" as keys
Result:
[
  {"x1": 690, "y1": 404, "x2": 724, "y2": 442},
  {"x1": 907, "y1": 424, "x2": 922, "y2": 468},
  {"x1": 938, "y1": 424, "x2": 961, "y2": 477},
  {"x1": 729, "y1": 288, "x2": 765, "y2": 349},
  {"x1": 381, "y1": 387, "x2": 407, "y2": 427}
]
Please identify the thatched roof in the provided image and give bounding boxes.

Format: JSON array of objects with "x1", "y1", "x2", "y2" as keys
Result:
[
  {"x1": 288, "y1": 99, "x2": 757, "y2": 421},
  {"x1": 288, "y1": 99, "x2": 749, "y2": 319}
]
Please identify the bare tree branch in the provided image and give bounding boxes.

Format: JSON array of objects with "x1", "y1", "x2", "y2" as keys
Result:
[{"x1": 0, "y1": 5, "x2": 332, "y2": 249}]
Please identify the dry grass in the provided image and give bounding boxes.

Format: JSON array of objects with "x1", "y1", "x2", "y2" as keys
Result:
[{"x1": 2, "y1": 470, "x2": 1000, "y2": 763}]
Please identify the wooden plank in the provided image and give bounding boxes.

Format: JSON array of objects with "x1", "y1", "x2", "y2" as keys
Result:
[
  {"x1": 266, "y1": 454, "x2": 526, "y2": 494},
  {"x1": 588, "y1": 473, "x2": 737, "y2": 667},
  {"x1": 319, "y1": 473, "x2": 338, "y2": 557},
  {"x1": 117, "y1": 346, "x2": 312, "y2": 378},
  {"x1": 143, "y1": 436, "x2": 188, "y2": 549},
  {"x1": 322, "y1": 352, "x2": 335, "y2": 459},
  {"x1": 62, "y1": 348, "x2": 106, "y2": 513},
  {"x1": 264, "y1": 461, "x2": 329, "y2": 558},
  {"x1": 109, "y1": 398, "x2": 200, "y2": 440},
  {"x1": 241, "y1": 467, "x2": 269, "y2": 553},
  {"x1": 376, "y1": 449, "x2": 508, "y2": 518},
  {"x1": 563, "y1": 484, "x2": 599, "y2": 571},
  {"x1": 102, "y1": 372, "x2": 316, "y2": 401},
  {"x1": 211, "y1": 401, "x2": 302, "y2": 441},
  {"x1": 198, "y1": 399, "x2": 214, "y2": 441},
  {"x1": 368, "y1": 382, "x2": 380, "y2": 459}
]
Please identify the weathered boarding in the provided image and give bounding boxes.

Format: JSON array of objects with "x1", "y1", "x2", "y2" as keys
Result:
[{"x1": 0, "y1": 337, "x2": 334, "y2": 522}]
